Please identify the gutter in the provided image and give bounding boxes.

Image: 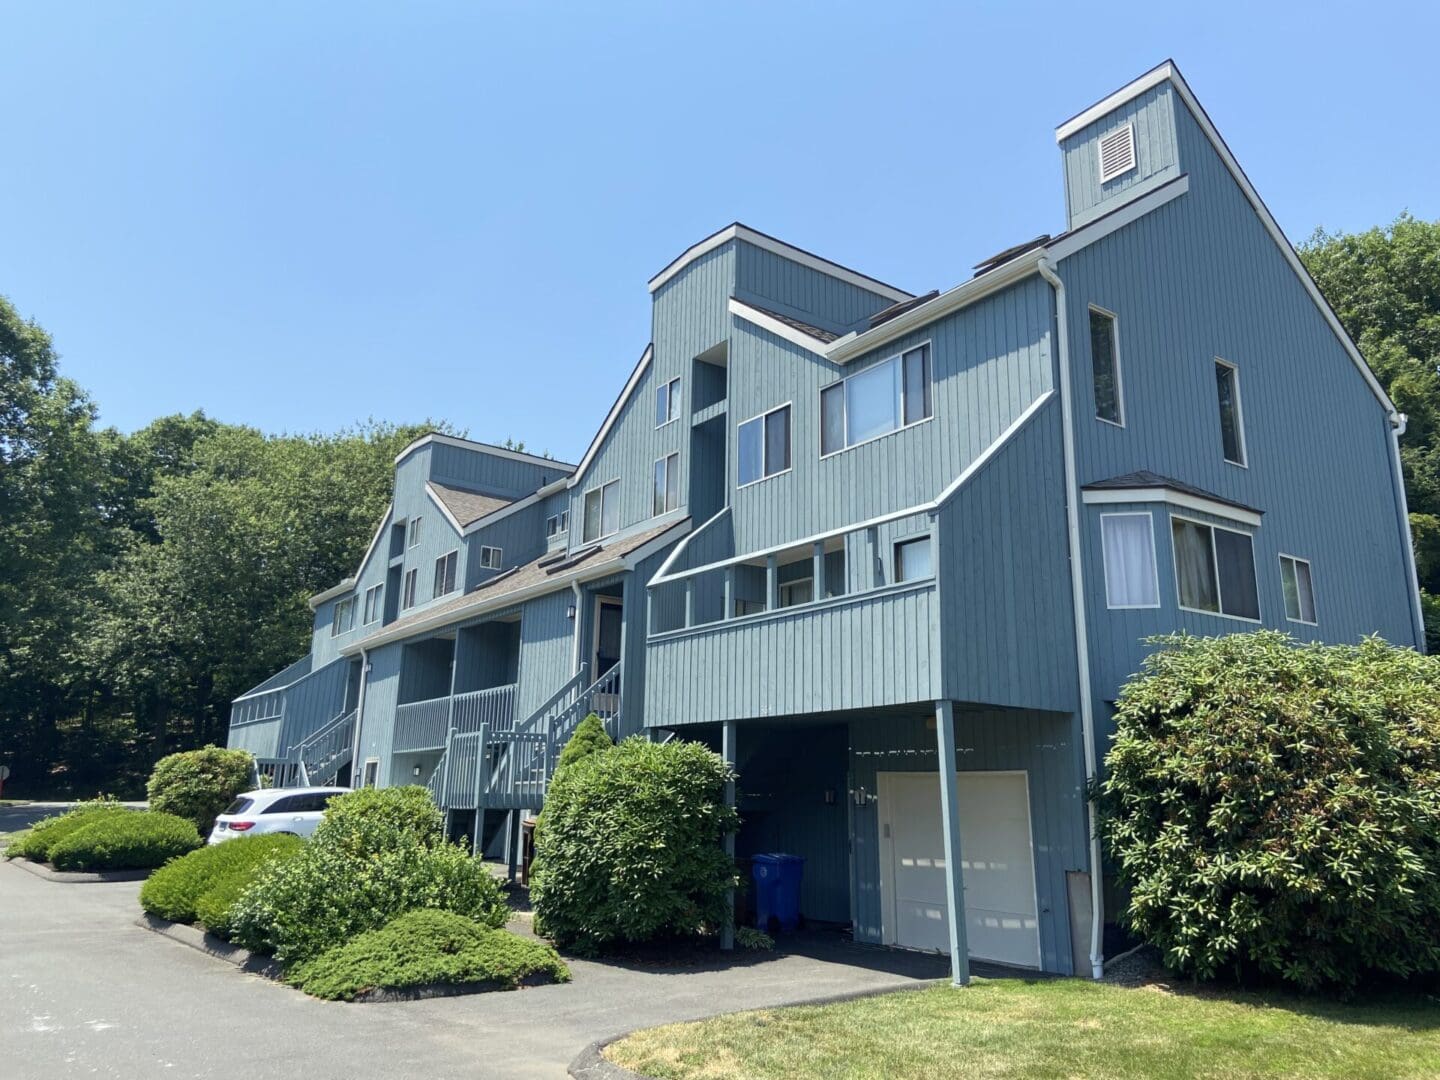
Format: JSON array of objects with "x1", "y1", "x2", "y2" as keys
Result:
[
  {"x1": 308, "y1": 579, "x2": 357, "y2": 610},
  {"x1": 1388, "y1": 412, "x2": 1427, "y2": 651},
  {"x1": 1037, "y1": 256, "x2": 1106, "y2": 981}
]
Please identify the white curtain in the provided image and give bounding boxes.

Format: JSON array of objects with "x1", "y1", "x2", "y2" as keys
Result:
[{"x1": 1102, "y1": 514, "x2": 1158, "y2": 608}]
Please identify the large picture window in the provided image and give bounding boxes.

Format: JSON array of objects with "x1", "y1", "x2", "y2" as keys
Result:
[
  {"x1": 820, "y1": 344, "x2": 931, "y2": 456},
  {"x1": 1100, "y1": 513, "x2": 1158, "y2": 608},
  {"x1": 1171, "y1": 516, "x2": 1259, "y2": 620},
  {"x1": 582, "y1": 480, "x2": 620, "y2": 543},
  {"x1": 738, "y1": 404, "x2": 791, "y2": 486}
]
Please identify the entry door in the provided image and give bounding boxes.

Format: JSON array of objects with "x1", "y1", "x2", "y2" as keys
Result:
[
  {"x1": 591, "y1": 598, "x2": 623, "y2": 714},
  {"x1": 877, "y1": 770, "x2": 1041, "y2": 968}
]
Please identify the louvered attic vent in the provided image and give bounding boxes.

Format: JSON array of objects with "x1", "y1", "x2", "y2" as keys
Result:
[{"x1": 1098, "y1": 123, "x2": 1136, "y2": 183}]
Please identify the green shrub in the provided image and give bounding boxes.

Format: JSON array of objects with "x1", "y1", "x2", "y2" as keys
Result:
[
  {"x1": 48, "y1": 810, "x2": 202, "y2": 871},
  {"x1": 140, "y1": 834, "x2": 303, "y2": 929},
  {"x1": 227, "y1": 786, "x2": 507, "y2": 963},
  {"x1": 531, "y1": 737, "x2": 739, "y2": 954},
  {"x1": 286, "y1": 909, "x2": 569, "y2": 1001},
  {"x1": 1095, "y1": 632, "x2": 1440, "y2": 990},
  {"x1": 3, "y1": 800, "x2": 131, "y2": 862},
  {"x1": 554, "y1": 714, "x2": 613, "y2": 778},
  {"x1": 735, "y1": 926, "x2": 775, "y2": 951},
  {"x1": 146, "y1": 746, "x2": 254, "y2": 835}
]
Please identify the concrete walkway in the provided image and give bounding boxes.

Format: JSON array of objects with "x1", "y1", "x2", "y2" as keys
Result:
[{"x1": 2, "y1": 834, "x2": 950, "y2": 1079}]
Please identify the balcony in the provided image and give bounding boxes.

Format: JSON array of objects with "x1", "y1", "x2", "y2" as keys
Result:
[{"x1": 393, "y1": 683, "x2": 518, "y2": 752}]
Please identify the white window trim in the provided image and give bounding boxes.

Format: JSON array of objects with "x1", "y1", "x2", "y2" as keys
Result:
[
  {"x1": 581, "y1": 478, "x2": 621, "y2": 543},
  {"x1": 818, "y1": 342, "x2": 934, "y2": 461},
  {"x1": 479, "y1": 546, "x2": 503, "y2": 571},
  {"x1": 433, "y1": 549, "x2": 459, "y2": 597},
  {"x1": 655, "y1": 376, "x2": 682, "y2": 429},
  {"x1": 408, "y1": 516, "x2": 423, "y2": 548},
  {"x1": 892, "y1": 533, "x2": 935, "y2": 584},
  {"x1": 1099, "y1": 512, "x2": 1160, "y2": 610},
  {"x1": 653, "y1": 452, "x2": 680, "y2": 516},
  {"x1": 330, "y1": 596, "x2": 355, "y2": 636},
  {"x1": 736, "y1": 402, "x2": 794, "y2": 490},
  {"x1": 1278, "y1": 552, "x2": 1318, "y2": 626},
  {"x1": 1215, "y1": 357, "x2": 1248, "y2": 468},
  {"x1": 1170, "y1": 512, "x2": 1262, "y2": 624},
  {"x1": 362, "y1": 583, "x2": 382, "y2": 625},
  {"x1": 1088, "y1": 305, "x2": 1125, "y2": 428},
  {"x1": 402, "y1": 567, "x2": 418, "y2": 610},
  {"x1": 361, "y1": 758, "x2": 380, "y2": 788}
]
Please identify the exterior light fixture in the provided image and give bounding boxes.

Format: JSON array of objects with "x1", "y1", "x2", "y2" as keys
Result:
[{"x1": 566, "y1": 603, "x2": 577, "y2": 620}]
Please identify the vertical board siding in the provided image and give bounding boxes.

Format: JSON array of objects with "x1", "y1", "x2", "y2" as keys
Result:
[
  {"x1": 1060, "y1": 83, "x2": 1180, "y2": 229},
  {"x1": 1059, "y1": 86, "x2": 1418, "y2": 762},
  {"x1": 428, "y1": 441, "x2": 570, "y2": 496},
  {"x1": 938, "y1": 400, "x2": 1079, "y2": 712},
  {"x1": 355, "y1": 643, "x2": 402, "y2": 785},
  {"x1": 515, "y1": 588, "x2": 576, "y2": 721},
  {"x1": 734, "y1": 240, "x2": 898, "y2": 332},
  {"x1": 848, "y1": 708, "x2": 1087, "y2": 975}
]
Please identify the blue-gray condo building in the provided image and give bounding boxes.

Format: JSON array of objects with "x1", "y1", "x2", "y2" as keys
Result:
[{"x1": 227, "y1": 61, "x2": 1424, "y2": 980}]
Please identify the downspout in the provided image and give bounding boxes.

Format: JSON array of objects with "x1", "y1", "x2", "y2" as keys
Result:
[
  {"x1": 350, "y1": 647, "x2": 369, "y2": 787},
  {"x1": 1388, "y1": 412, "x2": 1427, "y2": 651},
  {"x1": 1037, "y1": 256, "x2": 1106, "y2": 980},
  {"x1": 571, "y1": 580, "x2": 585, "y2": 673}
]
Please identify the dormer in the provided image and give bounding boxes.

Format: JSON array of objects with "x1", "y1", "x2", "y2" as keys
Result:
[{"x1": 1056, "y1": 62, "x2": 1184, "y2": 231}]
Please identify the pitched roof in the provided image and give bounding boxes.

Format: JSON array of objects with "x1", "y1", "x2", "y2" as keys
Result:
[
  {"x1": 1082, "y1": 470, "x2": 1262, "y2": 516},
  {"x1": 429, "y1": 482, "x2": 513, "y2": 527},
  {"x1": 868, "y1": 290, "x2": 941, "y2": 329},
  {"x1": 731, "y1": 298, "x2": 843, "y2": 344}
]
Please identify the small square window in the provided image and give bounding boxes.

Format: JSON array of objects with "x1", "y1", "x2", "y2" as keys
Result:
[
  {"x1": 894, "y1": 537, "x2": 933, "y2": 583},
  {"x1": 479, "y1": 546, "x2": 503, "y2": 570}
]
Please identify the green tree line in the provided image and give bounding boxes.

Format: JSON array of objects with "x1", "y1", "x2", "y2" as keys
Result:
[{"x1": 2, "y1": 213, "x2": 1436, "y2": 795}]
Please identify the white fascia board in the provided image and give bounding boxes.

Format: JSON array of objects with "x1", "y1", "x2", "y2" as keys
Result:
[
  {"x1": 393, "y1": 432, "x2": 577, "y2": 471},
  {"x1": 346, "y1": 505, "x2": 393, "y2": 598},
  {"x1": 727, "y1": 299, "x2": 833, "y2": 358},
  {"x1": 567, "y1": 344, "x2": 653, "y2": 489},
  {"x1": 1081, "y1": 486, "x2": 1263, "y2": 528},
  {"x1": 424, "y1": 483, "x2": 467, "y2": 535},
  {"x1": 648, "y1": 223, "x2": 912, "y2": 303},
  {"x1": 620, "y1": 517, "x2": 693, "y2": 570},
  {"x1": 1044, "y1": 175, "x2": 1190, "y2": 262},
  {"x1": 648, "y1": 388, "x2": 1056, "y2": 587},
  {"x1": 1053, "y1": 62, "x2": 1393, "y2": 414},
  {"x1": 1055, "y1": 61, "x2": 1177, "y2": 142},
  {"x1": 824, "y1": 249, "x2": 1046, "y2": 366},
  {"x1": 308, "y1": 578, "x2": 357, "y2": 610}
]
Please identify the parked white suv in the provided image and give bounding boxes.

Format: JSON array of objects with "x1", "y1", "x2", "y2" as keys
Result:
[{"x1": 208, "y1": 787, "x2": 348, "y2": 844}]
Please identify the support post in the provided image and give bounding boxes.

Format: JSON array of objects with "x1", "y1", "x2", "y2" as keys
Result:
[
  {"x1": 506, "y1": 810, "x2": 522, "y2": 883},
  {"x1": 723, "y1": 566, "x2": 735, "y2": 619},
  {"x1": 684, "y1": 578, "x2": 695, "y2": 628},
  {"x1": 934, "y1": 700, "x2": 971, "y2": 986},
  {"x1": 720, "y1": 719, "x2": 737, "y2": 951},
  {"x1": 765, "y1": 554, "x2": 779, "y2": 611},
  {"x1": 472, "y1": 722, "x2": 489, "y2": 856},
  {"x1": 812, "y1": 541, "x2": 825, "y2": 600}
]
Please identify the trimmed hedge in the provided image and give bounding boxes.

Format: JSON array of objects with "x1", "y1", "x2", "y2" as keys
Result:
[
  {"x1": 3, "y1": 800, "x2": 130, "y2": 863},
  {"x1": 286, "y1": 909, "x2": 569, "y2": 1001},
  {"x1": 227, "y1": 786, "x2": 508, "y2": 963},
  {"x1": 147, "y1": 746, "x2": 254, "y2": 835},
  {"x1": 1096, "y1": 632, "x2": 1440, "y2": 990},
  {"x1": 531, "y1": 737, "x2": 739, "y2": 954},
  {"x1": 140, "y1": 834, "x2": 303, "y2": 931},
  {"x1": 48, "y1": 810, "x2": 202, "y2": 871}
]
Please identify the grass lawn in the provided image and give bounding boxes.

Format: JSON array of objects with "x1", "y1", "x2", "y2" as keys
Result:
[{"x1": 606, "y1": 978, "x2": 1440, "y2": 1080}]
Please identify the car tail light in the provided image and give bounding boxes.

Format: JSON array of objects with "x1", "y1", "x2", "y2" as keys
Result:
[{"x1": 228, "y1": 821, "x2": 255, "y2": 832}]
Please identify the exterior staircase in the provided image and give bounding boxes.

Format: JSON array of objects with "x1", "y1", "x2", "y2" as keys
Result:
[{"x1": 247, "y1": 707, "x2": 356, "y2": 790}]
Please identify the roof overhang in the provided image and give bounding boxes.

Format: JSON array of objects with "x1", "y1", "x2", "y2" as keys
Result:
[
  {"x1": 308, "y1": 579, "x2": 356, "y2": 610},
  {"x1": 648, "y1": 223, "x2": 912, "y2": 303},
  {"x1": 394, "y1": 432, "x2": 577, "y2": 472},
  {"x1": 568, "y1": 344, "x2": 653, "y2": 488},
  {"x1": 1081, "y1": 485, "x2": 1263, "y2": 528}
]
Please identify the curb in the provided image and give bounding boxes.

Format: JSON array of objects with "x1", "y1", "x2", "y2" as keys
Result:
[
  {"x1": 136, "y1": 915, "x2": 285, "y2": 978},
  {"x1": 568, "y1": 979, "x2": 944, "y2": 1079},
  {"x1": 7, "y1": 857, "x2": 152, "y2": 884}
]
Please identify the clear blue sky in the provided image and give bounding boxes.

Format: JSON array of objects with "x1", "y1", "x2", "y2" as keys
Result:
[{"x1": 4, "y1": 2, "x2": 1436, "y2": 463}]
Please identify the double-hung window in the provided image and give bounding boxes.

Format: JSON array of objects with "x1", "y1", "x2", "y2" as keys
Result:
[
  {"x1": 894, "y1": 536, "x2": 933, "y2": 583},
  {"x1": 653, "y1": 453, "x2": 680, "y2": 515},
  {"x1": 546, "y1": 510, "x2": 569, "y2": 538},
  {"x1": 655, "y1": 377, "x2": 681, "y2": 426},
  {"x1": 582, "y1": 480, "x2": 620, "y2": 543},
  {"x1": 1215, "y1": 359, "x2": 1247, "y2": 466},
  {"x1": 738, "y1": 404, "x2": 791, "y2": 486},
  {"x1": 433, "y1": 550, "x2": 458, "y2": 597},
  {"x1": 408, "y1": 516, "x2": 423, "y2": 548},
  {"x1": 330, "y1": 596, "x2": 356, "y2": 636},
  {"x1": 1100, "y1": 513, "x2": 1159, "y2": 608},
  {"x1": 1171, "y1": 516, "x2": 1259, "y2": 620},
  {"x1": 362, "y1": 583, "x2": 383, "y2": 624},
  {"x1": 1279, "y1": 555, "x2": 1317, "y2": 624},
  {"x1": 478, "y1": 546, "x2": 502, "y2": 571},
  {"x1": 402, "y1": 568, "x2": 418, "y2": 610},
  {"x1": 820, "y1": 344, "x2": 931, "y2": 455},
  {"x1": 1089, "y1": 307, "x2": 1123, "y2": 425}
]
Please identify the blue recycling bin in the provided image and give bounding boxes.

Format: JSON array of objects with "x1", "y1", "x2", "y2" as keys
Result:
[{"x1": 751, "y1": 853, "x2": 805, "y2": 932}]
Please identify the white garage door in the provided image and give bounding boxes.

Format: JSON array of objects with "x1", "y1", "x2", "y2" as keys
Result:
[{"x1": 877, "y1": 770, "x2": 1041, "y2": 969}]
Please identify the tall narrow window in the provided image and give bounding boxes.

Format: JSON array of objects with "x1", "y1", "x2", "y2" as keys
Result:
[
  {"x1": 433, "y1": 550, "x2": 458, "y2": 597},
  {"x1": 653, "y1": 453, "x2": 680, "y2": 515},
  {"x1": 738, "y1": 404, "x2": 791, "y2": 486},
  {"x1": 894, "y1": 537, "x2": 933, "y2": 583},
  {"x1": 408, "y1": 516, "x2": 423, "y2": 548},
  {"x1": 582, "y1": 480, "x2": 620, "y2": 543},
  {"x1": 1089, "y1": 307, "x2": 1122, "y2": 425},
  {"x1": 655, "y1": 376, "x2": 681, "y2": 426},
  {"x1": 1280, "y1": 555, "x2": 1317, "y2": 624},
  {"x1": 1215, "y1": 360, "x2": 1246, "y2": 465},
  {"x1": 1172, "y1": 516, "x2": 1259, "y2": 620},
  {"x1": 1100, "y1": 513, "x2": 1158, "y2": 608},
  {"x1": 330, "y1": 596, "x2": 356, "y2": 636},
  {"x1": 820, "y1": 344, "x2": 931, "y2": 455},
  {"x1": 362, "y1": 583, "x2": 383, "y2": 624},
  {"x1": 402, "y1": 567, "x2": 418, "y2": 610}
]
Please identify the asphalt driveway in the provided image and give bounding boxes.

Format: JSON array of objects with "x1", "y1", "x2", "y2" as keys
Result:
[{"x1": 2, "y1": 817, "x2": 948, "y2": 1079}]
